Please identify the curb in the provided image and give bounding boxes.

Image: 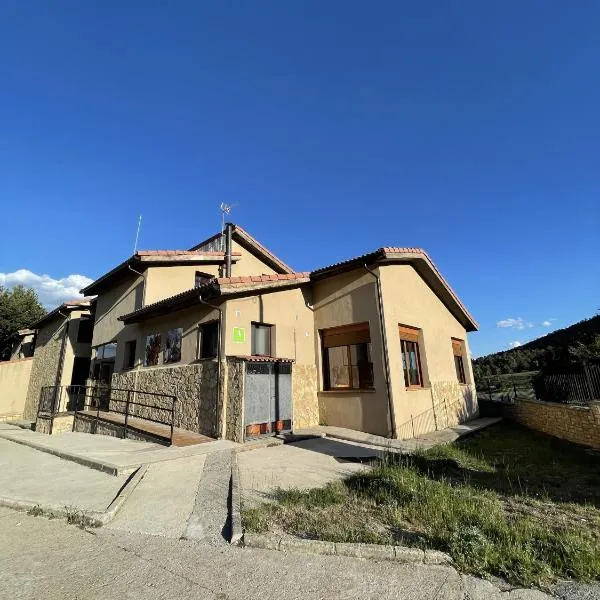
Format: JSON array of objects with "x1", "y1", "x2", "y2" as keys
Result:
[
  {"x1": 229, "y1": 452, "x2": 243, "y2": 545},
  {"x1": 0, "y1": 464, "x2": 148, "y2": 527},
  {"x1": 242, "y1": 533, "x2": 452, "y2": 566},
  {"x1": 0, "y1": 431, "x2": 137, "y2": 477}
]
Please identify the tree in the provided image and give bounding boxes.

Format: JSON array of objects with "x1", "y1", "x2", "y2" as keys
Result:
[{"x1": 0, "y1": 285, "x2": 47, "y2": 343}]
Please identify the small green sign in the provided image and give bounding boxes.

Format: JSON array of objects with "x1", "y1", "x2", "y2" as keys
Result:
[{"x1": 232, "y1": 327, "x2": 246, "y2": 343}]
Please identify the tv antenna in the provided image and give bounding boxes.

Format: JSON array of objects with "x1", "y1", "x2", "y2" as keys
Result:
[
  {"x1": 133, "y1": 215, "x2": 142, "y2": 254},
  {"x1": 219, "y1": 203, "x2": 238, "y2": 249}
]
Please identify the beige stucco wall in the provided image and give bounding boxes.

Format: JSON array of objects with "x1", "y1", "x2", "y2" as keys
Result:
[
  {"x1": 223, "y1": 287, "x2": 314, "y2": 363},
  {"x1": 117, "y1": 304, "x2": 220, "y2": 372},
  {"x1": 144, "y1": 264, "x2": 221, "y2": 305},
  {"x1": 92, "y1": 275, "x2": 143, "y2": 348},
  {"x1": 312, "y1": 270, "x2": 390, "y2": 437},
  {"x1": 378, "y1": 263, "x2": 477, "y2": 435},
  {"x1": 0, "y1": 358, "x2": 33, "y2": 420},
  {"x1": 229, "y1": 239, "x2": 278, "y2": 276}
]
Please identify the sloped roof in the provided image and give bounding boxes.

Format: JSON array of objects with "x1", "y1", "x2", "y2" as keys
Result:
[
  {"x1": 29, "y1": 298, "x2": 94, "y2": 330},
  {"x1": 80, "y1": 250, "x2": 240, "y2": 296},
  {"x1": 311, "y1": 247, "x2": 478, "y2": 332},
  {"x1": 119, "y1": 272, "x2": 310, "y2": 324},
  {"x1": 190, "y1": 223, "x2": 294, "y2": 274}
]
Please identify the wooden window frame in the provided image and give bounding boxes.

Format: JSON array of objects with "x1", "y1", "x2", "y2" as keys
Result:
[
  {"x1": 199, "y1": 320, "x2": 219, "y2": 359},
  {"x1": 321, "y1": 322, "x2": 374, "y2": 391},
  {"x1": 123, "y1": 340, "x2": 137, "y2": 370},
  {"x1": 399, "y1": 325, "x2": 424, "y2": 389},
  {"x1": 452, "y1": 338, "x2": 467, "y2": 384}
]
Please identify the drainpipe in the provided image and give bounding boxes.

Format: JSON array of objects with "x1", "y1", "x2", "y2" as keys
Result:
[
  {"x1": 225, "y1": 222, "x2": 233, "y2": 278},
  {"x1": 127, "y1": 262, "x2": 146, "y2": 306},
  {"x1": 198, "y1": 296, "x2": 224, "y2": 439},
  {"x1": 363, "y1": 264, "x2": 397, "y2": 439}
]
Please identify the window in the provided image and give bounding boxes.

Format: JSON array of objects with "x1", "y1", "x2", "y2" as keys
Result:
[
  {"x1": 452, "y1": 338, "x2": 467, "y2": 384},
  {"x1": 124, "y1": 340, "x2": 137, "y2": 370},
  {"x1": 251, "y1": 322, "x2": 272, "y2": 356},
  {"x1": 164, "y1": 328, "x2": 182, "y2": 364},
  {"x1": 321, "y1": 322, "x2": 374, "y2": 390},
  {"x1": 195, "y1": 271, "x2": 214, "y2": 288},
  {"x1": 399, "y1": 325, "x2": 423, "y2": 388},
  {"x1": 94, "y1": 342, "x2": 117, "y2": 361},
  {"x1": 144, "y1": 334, "x2": 161, "y2": 366},
  {"x1": 199, "y1": 321, "x2": 219, "y2": 358},
  {"x1": 77, "y1": 317, "x2": 94, "y2": 343}
]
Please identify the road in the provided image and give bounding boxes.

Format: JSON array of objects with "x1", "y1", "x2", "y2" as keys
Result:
[{"x1": 0, "y1": 507, "x2": 558, "y2": 600}]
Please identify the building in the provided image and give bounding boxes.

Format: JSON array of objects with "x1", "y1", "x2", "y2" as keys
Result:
[{"x1": 71, "y1": 224, "x2": 478, "y2": 443}]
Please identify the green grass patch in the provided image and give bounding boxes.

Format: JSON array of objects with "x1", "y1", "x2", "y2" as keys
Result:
[{"x1": 242, "y1": 423, "x2": 600, "y2": 587}]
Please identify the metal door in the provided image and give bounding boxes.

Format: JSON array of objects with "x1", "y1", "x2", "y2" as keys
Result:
[{"x1": 244, "y1": 362, "x2": 292, "y2": 438}]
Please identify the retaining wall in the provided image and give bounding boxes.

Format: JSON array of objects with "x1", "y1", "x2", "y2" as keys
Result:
[{"x1": 486, "y1": 398, "x2": 600, "y2": 450}]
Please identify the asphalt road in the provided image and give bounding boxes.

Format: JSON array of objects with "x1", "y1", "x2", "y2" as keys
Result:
[{"x1": 0, "y1": 507, "x2": 559, "y2": 600}]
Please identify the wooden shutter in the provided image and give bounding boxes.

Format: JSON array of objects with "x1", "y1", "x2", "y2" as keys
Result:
[
  {"x1": 322, "y1": 322, "x2": 370, "y2": 348},
  {"x1": 399, "y1": 325, "x2": 420, "y2": 342},
  {"x1": 452, "y1": 338, "x2": 464, "y2": 356}
]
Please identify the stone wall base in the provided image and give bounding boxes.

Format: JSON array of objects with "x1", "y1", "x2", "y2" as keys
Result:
[{"x1": 34, "y1": 414, "x2": 74, "y2": 435}]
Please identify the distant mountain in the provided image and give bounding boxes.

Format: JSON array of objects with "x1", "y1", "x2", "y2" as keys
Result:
[{"x1": 473, "y1": 314, "x2": 600, "y2": 379}]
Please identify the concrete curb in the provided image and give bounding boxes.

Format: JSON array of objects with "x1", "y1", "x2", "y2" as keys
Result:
[
  {"x1": 0, "y1": 431, "x2": 137, "y2": 477},
  {"x1": 242, "y1": 533, "x2": 452, "y2": 565},
  {"x1": 229, "y1": 452, "x2": 243, "y2": 545},
  {"x1": 0, "y1": 464, "x2": 148, "y2": 527}
]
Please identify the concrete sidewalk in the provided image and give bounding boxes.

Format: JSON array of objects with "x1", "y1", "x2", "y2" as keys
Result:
[
  {"x1": 0, "y1": 423, "x2": 237, "y2": 475},
  {"x1": 0, "y1": 438, "x2": 130, "y2": 513},
  {"x1": 297, "y1": 417, "x2": 502, "y2": 453}
]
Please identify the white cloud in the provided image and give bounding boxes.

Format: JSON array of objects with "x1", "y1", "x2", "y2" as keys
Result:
[
  {"x1": 496, "y1": 317, "x2": 534, "y2": 330},
  {"x1": 508, "y1": 340, "x2": 522, "y2": 349},
  {"x1": 0, "y1": 269, "x2": 93, "y2": 309},
  {"x1": 541, "y1": 319, "x2": 556, "y2": 327}
]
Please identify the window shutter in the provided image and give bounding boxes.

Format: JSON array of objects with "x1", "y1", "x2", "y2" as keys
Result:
[
  {"x1": 322, "y1": 322, "x2": 370, "y2": 348},
  {"x1": 399, "y1": 325, "x2": 419, "y2": 342},
  {"x1": 452, "y1": 339, "x2": 463, "y2": 356}
]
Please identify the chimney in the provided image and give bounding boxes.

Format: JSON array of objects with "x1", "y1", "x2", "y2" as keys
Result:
[{"x1": 225, "y1": 222, "x2": 233, "y2": 277}]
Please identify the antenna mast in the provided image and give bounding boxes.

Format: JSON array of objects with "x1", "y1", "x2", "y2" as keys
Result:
[
  {"x1": 133, "y1": 215, "x2": 142, "y2": 254},
  {"x1": 219, "y1": 203, "x2": 233, "y2": 251}
]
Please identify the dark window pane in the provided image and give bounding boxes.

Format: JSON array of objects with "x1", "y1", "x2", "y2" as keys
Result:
[
  {"x1": 401, "y1": 339, "x2": 422, "y2": 387},
  {"x1": 77, "y1": 318, "x2": 94, "y2": 343},
  {"x1": 125, "y1": 340, "x2": 136, "y2": 369},
  {"x1": 455, "y1": 354, "x2": 466, "y2": 384},
  {"x1": 327, "y1": 346, "x2": 350, "y2": 388},
  {"x1": 200, "y1": 322, "x2": 219, "y2": 358}
]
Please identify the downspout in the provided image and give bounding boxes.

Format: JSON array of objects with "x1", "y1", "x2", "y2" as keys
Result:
[
  {"x1": 363, "y1": 264, "x2": 397, "y2": 439},
  {"x1": 198, "y1": 296, "x2": 224, "y2": 439},
  {"x1": 127, "y1": 262, "x2": 146, "y2": 401}
]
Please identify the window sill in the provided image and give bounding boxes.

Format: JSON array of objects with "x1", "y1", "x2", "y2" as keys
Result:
[
  {"x1": 319, "y1": 389, "x2": 376, "y2": 394},
  {"x1": 405, "y1": 386, "x2": 430, "y2": 391}
]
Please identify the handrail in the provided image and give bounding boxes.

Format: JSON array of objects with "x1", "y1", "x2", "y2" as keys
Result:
[{"x1": 39, "y1": 384, "x2": 177, "y2": 445}]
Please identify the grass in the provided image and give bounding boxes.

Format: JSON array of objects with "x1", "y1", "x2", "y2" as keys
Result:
[{"x1": 242, "y1": 423, "x2": 600, "y2": 587}]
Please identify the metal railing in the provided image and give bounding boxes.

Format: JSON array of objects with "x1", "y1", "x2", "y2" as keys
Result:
[{"x1": 38, "y1": 384, "x2": 178, "y2": 445}]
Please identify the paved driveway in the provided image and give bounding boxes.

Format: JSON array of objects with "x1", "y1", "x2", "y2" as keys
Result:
[{"x1": 238, "y1": 437, "x2": 384, "y2": 507}]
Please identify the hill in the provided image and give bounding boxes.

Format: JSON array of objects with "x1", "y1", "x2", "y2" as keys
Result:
[{"x1": 473, "y1": 314, "x2": 600, "y2": 379}]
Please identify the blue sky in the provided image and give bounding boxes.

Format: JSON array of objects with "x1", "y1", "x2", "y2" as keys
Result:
[{"x1": 0, "y1": 1, "x2": 598, "y2": 357}]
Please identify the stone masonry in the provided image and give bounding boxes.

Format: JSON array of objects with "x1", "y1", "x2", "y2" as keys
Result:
[
  {"x1": 23, "y1": 318, "x2": 65, "y2": 420},
  {"x1": 506, "y1": 398, "x2": 600, "y2": 450},
  {"x1": 292, "y1": 364, "x2": 319, "y2": 430},
  {"x1": 111, "y1": 362, "x2": 219, "y2": 437},
  {"x1": 225, "y1": 358, "x2": 245, "y2": 442}
]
